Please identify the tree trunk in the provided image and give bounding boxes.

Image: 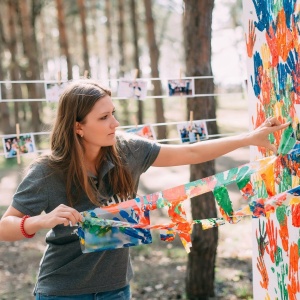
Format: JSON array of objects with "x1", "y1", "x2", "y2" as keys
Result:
[
  {"x1": 130, "y1": 0, "x2": 143, "y2": 125},
  {"x1": 77, "y1": 0, "x2": 90, "y2": 75},
  {"x1": 17, "y1": 0, "x2": 42, "y2": 135},
  {"x1": 105, "y1": 0, "x2": 113, "y2": 77},
  {"x1": 8, "y1": 1, "x2": 22, "y2": 126},
  {"x1": 184, "y1": 1, "x2": 218, "y2": 299},
  {"x1": 144, "y1": 0, "x2": 166, "y2": 140},
  {"x1": 117, "y1": 0, "x2": 129, "y2": 125},
  {"x1": 0, "y1": 3, "x2": 12, "y2": 134},
  {"x1": 90, "y1": 0, "x2": 100, "y2": 77},
  {"x1": 56, "y1": 0, "x2": 72, "y2": 80}
]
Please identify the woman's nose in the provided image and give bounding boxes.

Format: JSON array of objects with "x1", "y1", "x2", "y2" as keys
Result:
[{"x1": 112, "y1": 116, "x2": 120, "y2": 128}]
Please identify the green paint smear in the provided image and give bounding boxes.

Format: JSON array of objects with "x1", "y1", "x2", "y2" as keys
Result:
[
  {"x1": 157, "y1": 198, "x2": 166, "y2": 209},
  {"x1": 215, "y1": 168, "x2": 238, "y2": 186},
  {"x1": 278, "y1": 125, "x2": 296, "y2": 155},
  {"x1": 236, "y1": 176, "x2": 251, "y2": 190},
  {"x1": 213, "y1": 186, "x2": 233, "y2": 216},
  {"x1": 235, "y1": 166, "x2": 252, "y2": 182},
  {"x1": 269, "y1": 132, "x2": 275, "y2": 144},
  {"x1": 275, "y1": 246, "x2": 283, "y2": 267},
  {"x1": 276, "y1": 205, "x2": 287, "y2": 225},
  {"x1": 271, "y1": 267, "x2": 275, "y2": 273},
  {"x1": 254, "y1": 180, "x2": 268, "y2": 198},
  {"x1": 278, "y1": 167, "x2": 292, "y2": 193}
]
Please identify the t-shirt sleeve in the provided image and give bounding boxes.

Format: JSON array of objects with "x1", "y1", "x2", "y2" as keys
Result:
[
  {"x1": 12, "y1": 162, "x2": 49, "y2": 216},
  {"x1": 118, "y1": 133, "x2": 161, "y2": 174}
]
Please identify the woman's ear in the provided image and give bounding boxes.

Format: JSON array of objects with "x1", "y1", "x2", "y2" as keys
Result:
[{"x1": 75, "y1": 122, "x2": 83, "y2": 137}]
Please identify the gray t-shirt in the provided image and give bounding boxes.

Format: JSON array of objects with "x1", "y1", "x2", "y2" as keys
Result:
[{"x1": 12, "y1": 134, "x2": 160, "y2": 296}]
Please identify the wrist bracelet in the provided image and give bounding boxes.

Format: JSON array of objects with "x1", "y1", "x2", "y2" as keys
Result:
[{"x1": 20, "y1": 215, "x2": 35, "y2": 238}]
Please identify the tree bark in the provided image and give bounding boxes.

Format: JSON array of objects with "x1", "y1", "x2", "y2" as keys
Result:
[
  {"x1": 105, "y1": 0, "x2": 113, "y2": 77},
  {"x1": 144, "y1": 0, "x2": 166, "y2": 140},
  {"x1": 77, "y1": 0, "x2": 90, "y2": 75},
  {"x1": 184, "y1": 1, "x2": 218, "y2": 299},
  {"x1": 130, "y1": 0, "x2": 143, "y2": 125},
  {"x1": 0, "y1": 2, "x2": 12, "y2": 134},
  {"x1": 17, "y1": 0, "x2": 42, "y2": 135},
  {"x1": 117, "y1": 0, "x2": 129, "y2": 125},
  {"x1": 56, "y1": 0, "x2": 73, "y2": 80}
]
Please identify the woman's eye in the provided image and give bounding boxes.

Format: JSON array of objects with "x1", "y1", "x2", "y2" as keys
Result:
[{"x1": 100, "y1": 115, "x2": 108, "y2": 120}]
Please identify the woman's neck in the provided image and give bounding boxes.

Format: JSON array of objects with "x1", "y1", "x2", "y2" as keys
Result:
[{"x1": 84, "y1": 149, "x2": 101, "y2": 176}]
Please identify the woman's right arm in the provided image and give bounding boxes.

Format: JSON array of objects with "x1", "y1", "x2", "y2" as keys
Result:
[{"x1": 0, "y1": 204, "x2": 82, "y2": 242}]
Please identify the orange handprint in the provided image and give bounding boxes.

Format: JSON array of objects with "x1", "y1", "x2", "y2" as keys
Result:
[
  {"x1": 245, "y1": 20, "x2": 256, "y2": 57},
  {"x1": 257, "y1": 255, "x2": 269, "y2": 289},
  {"x1": 265, "y1": 219, "x2": 278, "y2": 263}
]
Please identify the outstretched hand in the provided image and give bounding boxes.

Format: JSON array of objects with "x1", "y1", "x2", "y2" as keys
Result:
[{"x1": 247, "y1": 117, "x2": 290, "y2": 154}]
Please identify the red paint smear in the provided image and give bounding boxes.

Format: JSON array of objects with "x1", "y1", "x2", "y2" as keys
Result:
[
  {"x1": 287, "y1": 243, "x2": 300, "y2": 299},
  {"x1": 260, "y1": 164, "x2": 275, "y2": 196},
  {"x1": 252, "y1": 198, "x2": 266, "y2": 217},
  {"x1": 266, "y1": 25, "x2": 279, "y2": 67},
  {"x1": 257, "y1": 256, "x2": 269, "y2": 289},
  {"x1": 278, "y1": 215, "x2": 289, "y2": 253},
  {"x1": 266, "y1": 219, "x2": 278, "y2": 263},
  {"x1": 163, "y1": 185, "x2": 187, "y2": 202},
  {"x1": 240, "y1": 181, "x2": 255, "y2": 200},
  {"x1": 168, "y1": 201, "x2": 187, "y2": 223},
  {"x1": 292, "y1": 204, "x2": 300, "y2": 227},
  {"x1": 276, "y1": 9, "x2": 293, "y2": 62},
  {"x1": 246, "y1": 20, "x2": 256, "y2": 58}
]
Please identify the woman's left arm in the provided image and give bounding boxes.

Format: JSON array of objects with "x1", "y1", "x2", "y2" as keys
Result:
[{"x1": 152, "y1": 118, "x2": 290, "y2": 167}]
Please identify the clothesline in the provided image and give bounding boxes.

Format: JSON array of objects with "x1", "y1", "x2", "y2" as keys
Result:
[
  {"x1": 0, "y1": 93, "x2": 244, "y2": 103},
  {"x1": 0, "y1": 133, "x2": 243, "y2": 157},
  {"x1": 0, "y1": 76, "x2": 216, "y2": 84}
]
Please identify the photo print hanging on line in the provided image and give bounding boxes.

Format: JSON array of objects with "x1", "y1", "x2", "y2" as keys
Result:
[
  {"x1": 177, "y1": 120, "x2": 208, "y2": 144},
  {"x1": 117, "y1": 80, "x2": 147, "y2": 101},
  {"x1": 126, "y1": 124, "x2": 156, "y2": 140},
  {"x1": 167, "y1": 79, "x2": 194, "y2": 97},
  {"x1": 3, "y1": 134, "x2": 36, "y2": 158},
  {"x1": 45, "y1": 82, "x2": 69, "y2": 102}
]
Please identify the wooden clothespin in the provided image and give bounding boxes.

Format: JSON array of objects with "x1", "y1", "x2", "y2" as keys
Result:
[
  {"x1": 16, "y1": 123, "x2": 21, "y2": 164},
  {"x1": 84, "y1": 70, "x2": 89, "y2": 78},
  {"x1": 132, "y1": 115, "x2": 138, "y2": 128},
  {"x1": 189, "y1": 110, "x2": 193, "y2": 125},
  {"x1": 57, "y1": 71, "x2": 62, "y2": 86},
  {"x1": 133, "y1": 69, "x2": 138, "y2": 81}
]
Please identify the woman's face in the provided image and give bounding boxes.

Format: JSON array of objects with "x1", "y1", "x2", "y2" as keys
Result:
[{"x1": 77, "y1": 95, "x2": 120, "y2": 152}]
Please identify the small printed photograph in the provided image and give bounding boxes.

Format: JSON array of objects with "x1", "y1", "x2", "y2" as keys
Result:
[
  {"x1": 45, "y1": 82, "x2": 68, "y2": 102},
  {"x1": 126, "y1": 125, "x2": 156, "y2": 140},
  {"x1": 177, "y1": 121, "x2": 208, "y2": 144},
  {"x1": 117, "y1": 80, "x2": 147, "y2": 101},
  {"x1": 3, "y1": 134, "x2": 36, "y2": 158},
  {"x1": 167, "y1": 79, "x2": 193, "y2": 97}
]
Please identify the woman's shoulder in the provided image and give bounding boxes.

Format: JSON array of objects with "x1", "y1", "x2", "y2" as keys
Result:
[{"x1": 26, "y1": 155, "x2": 57, "y2": 176}]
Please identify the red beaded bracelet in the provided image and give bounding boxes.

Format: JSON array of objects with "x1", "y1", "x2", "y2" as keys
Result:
[{"x1": 20, "y1": 215, "x2": 35, "y2": 238}]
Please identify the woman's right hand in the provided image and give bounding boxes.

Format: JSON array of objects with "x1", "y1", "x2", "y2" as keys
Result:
[{"x1": 40, "y1": 204, "x2": 83, "y2": 229}]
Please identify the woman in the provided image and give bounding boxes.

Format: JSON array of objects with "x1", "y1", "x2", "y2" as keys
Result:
[{"x1": 0, "y1": 80, "x2": 289, "y2": 299}]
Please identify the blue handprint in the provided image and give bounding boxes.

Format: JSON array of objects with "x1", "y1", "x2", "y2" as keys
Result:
[
  {"x1": 283, "y1": 0, "x2": 297, "y2": 29},
  {"x1": 251, "y1": 51, "x2": 263, "y2": 97},
  {"x1": 252, "y1": 0, "x2": 274, "y2": 32}
]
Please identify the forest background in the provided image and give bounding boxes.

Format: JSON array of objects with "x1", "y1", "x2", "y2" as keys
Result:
[{"x1": 0, "y1": 0, "x2": 254, "y2": 299}]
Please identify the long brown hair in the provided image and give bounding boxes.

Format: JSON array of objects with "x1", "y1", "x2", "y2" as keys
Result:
[{"x1": 48, "y1": 80, "x2": 135, "y2": 206}]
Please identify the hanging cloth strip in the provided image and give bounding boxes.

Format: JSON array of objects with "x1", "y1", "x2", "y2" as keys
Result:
[{"x1": 77, "y1": 143, "x2": 300, "y2": 253}]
